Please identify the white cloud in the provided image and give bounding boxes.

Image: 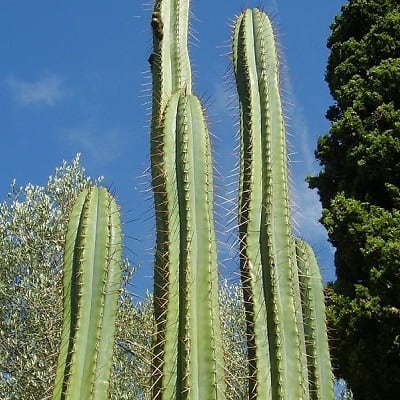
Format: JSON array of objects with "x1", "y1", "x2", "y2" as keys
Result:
[
  {"x1": 6, "y1": 75, "x2": 66, "y2": 106},
  {"x1": 63, "y1": 125, "x2": 126, "y2": 165}
]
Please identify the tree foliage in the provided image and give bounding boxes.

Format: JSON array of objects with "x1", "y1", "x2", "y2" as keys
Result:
[{"x1": 308, "y1": 0, "x2": 400, "y2": 398}]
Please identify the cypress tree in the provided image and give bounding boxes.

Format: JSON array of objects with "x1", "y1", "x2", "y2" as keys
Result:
[{"x1": 308, "y1": 0, "x2": 400, "y2": 398}]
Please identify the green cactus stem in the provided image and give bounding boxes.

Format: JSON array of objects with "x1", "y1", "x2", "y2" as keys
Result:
[
  {"x1": 150, "y1": 0, "x2": 192, "y2": 120},
  {"x1": 52, "y1": 186, "x2": 122, "y2": 400},
  {"x1": 149, "y1": 0, "x2": 193, "y2": 397},
  {"x1": 233, "y1": 8, "x2": 333, "y2": 400},
  {"x1": 295, "y1": 239, "x2": 334, "y2": 400},
  {"x1": 152, "y1": 89, "x2": 225, "y2": 400},
  {"x1": 149, "y1": 0, "x2": 208, "y2": 398}
]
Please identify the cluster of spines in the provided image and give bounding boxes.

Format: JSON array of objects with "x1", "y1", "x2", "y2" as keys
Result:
[{"x1": 52, "y1": 186, "x2": 122, "y2": 400}]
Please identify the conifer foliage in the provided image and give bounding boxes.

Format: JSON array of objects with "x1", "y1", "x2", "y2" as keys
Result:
[{"x1": 308, "y1": 0, "x2": 400, "y2": 398}]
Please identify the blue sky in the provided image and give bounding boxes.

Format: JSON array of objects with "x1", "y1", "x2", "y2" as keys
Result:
[{"x1": 0, "y1": 0, "x2": 344, "y2": 298}]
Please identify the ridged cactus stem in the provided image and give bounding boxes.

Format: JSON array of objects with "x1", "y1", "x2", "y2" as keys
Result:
[
  {"x1": 149, "y1": 0, "x2": 193, "y2": 397},
  {"x1": 150, "y1": 0, "x2": 192, "y2": 120},
  {"x1": 295, "y1": 239, "x2": 334, "y2": 400},
  {"x1": 175, "y1": 91, "x2": 225, "y2": 399},
  {"x1": 52, "y1": 187, "x2": 122, "y2": 400},
  {"x1": 151, "y1": 90, "x2": 225, "y2": 399},
  {"x1": 233, "y1": 9, "x2": 308, "y2": 399}
]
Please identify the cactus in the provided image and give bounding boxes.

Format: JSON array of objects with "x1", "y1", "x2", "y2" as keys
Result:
[
  {"x1": 150, "y1": 89, "x2": 226, "y2": 400},
  {"x1": 166, "y1": 90, "x2": 225, "y2": 399},
  {"x1": 149, "y1": 0, "x2": 192, "y2": 104},
  {"x1": 149, "y1": 1, "x2": 225, "y2": 398},
  {"x1": 233, "y1": 8, "x2": 333, "y2": 400},
  {"x1": 149, "y1": 1, "x2": 192, "y2": 394},
  {"x1": 295, "y1": 239, "x2": 334, "y2": 400},
  {"x1": 52, "y1": 186, "x2": 122, "y2": 400}
]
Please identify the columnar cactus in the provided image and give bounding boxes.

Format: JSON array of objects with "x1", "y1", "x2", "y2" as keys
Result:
[
  {"x1": 149, "y1": 5, "x2": 192, "y2": 387},
  {"x1": 149, "y1": 1, "x2": 225, "y2": 399},
  {"x1": 295, "y1": 239, "x2": 334, "y2": 400},
  {"x1": 149, "y1": 0, "x2": 192, "y2": 103},
  {"x1": 168, "y1": 90, "x2": 225, "y2": 399},
  {"x1": 52, "y1": 186, "x2": 122, "y2": 400},
  {"x1": 150, "y1": 91, "x2": 226, "y2": 399},
  {"x1": 233, "y1": 8, "x2": 333, "y2": 400}
]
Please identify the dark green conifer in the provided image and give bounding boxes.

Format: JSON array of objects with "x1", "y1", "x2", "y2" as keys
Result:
[{"x1": 308, "y1": 1, "x2": 400, "y2": 398}]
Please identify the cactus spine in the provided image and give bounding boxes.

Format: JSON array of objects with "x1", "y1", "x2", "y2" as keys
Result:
[
  {"x1": 52, "y1": 186, "x2": 122, "y2": 400},
  {"x1": 233, "y1": 8, "x2": 333, "y2": 400},
  {"x1": 150, "y1": 1, "x2": 225, "y2": 398}
]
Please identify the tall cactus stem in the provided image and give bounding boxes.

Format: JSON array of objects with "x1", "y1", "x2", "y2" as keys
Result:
[
  {"x1": 52, "y1": 186, "x2": 122, "y2": 400},
  {"x1": 295, "y1": 239, "x2": 334, "y2": 400},
  {"x1": 149, "y1": 0, "x2": 193, "y2": 398},
  {"x1": 150, "y1": 0, "x2": 192, "y2": 121},
  {"x1": 233, "y1": 8, "x2": 307, "y2": 399},
  {"x1": 152, "y1": 90, "x2": 225, "y2": 400},
  {"x1": 149, "y1": 0, "x2": 224, "y2": 398}
]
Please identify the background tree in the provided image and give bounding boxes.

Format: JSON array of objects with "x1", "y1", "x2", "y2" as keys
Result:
[{"x1": 308, "y1": 0, "x2": 400, "y2": 398}]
